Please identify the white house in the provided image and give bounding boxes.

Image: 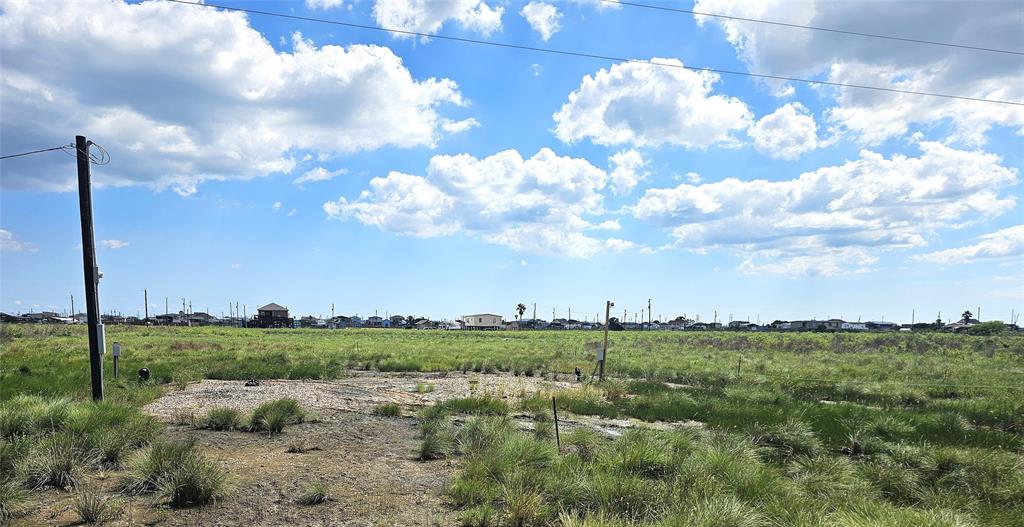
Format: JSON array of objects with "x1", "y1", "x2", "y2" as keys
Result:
[{"x1": 462, "y1": 313, "x2": 503, "y2": 330}]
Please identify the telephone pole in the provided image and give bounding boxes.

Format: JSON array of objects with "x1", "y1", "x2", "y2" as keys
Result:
[
  {"x1": 144, "y1": 289, "x2": 148, "y2": 322},
  {"x1": 532, "y1": 303, "x2": 536, "y2": 322},
  {"x1": 76, "y1": 135, "x2": 104, "y2": 401},
  {"x1": 600, "y1": 300, "x2": 614, "y2": 382},
  {"x1": 70, "y1": 294, "x2": 75, "y2": 322},
  {"x1": 647, "y1": 299, "x2": 651, "y2": 330}
]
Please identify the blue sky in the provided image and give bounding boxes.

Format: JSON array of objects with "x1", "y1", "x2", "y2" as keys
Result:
[{"x1": 1, "y1": 0, "x2": 1021, "y2": 323}]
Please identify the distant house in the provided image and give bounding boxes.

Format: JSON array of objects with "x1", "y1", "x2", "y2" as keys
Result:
[
  {"x1": 943, "y1": 317, "x2": 980, "y2": 333},
  {"x1": 365, "y1": 316, "x2": 389, "y2": 328},
  {"x1": 462, "y1": 313, "x2": 503, "y2": 330},
  {"x1": 866, "y1": 320, "x2": 898, "y2": 331},
  {"x1": 727, "y1": 320, "x2": 755, "y2": 330},
  {"x1": 254, "y1": 303, "x2": 292, "y2": 328},
  {"x1": 841, "y1": 322, "x2": 868, "y2": 331},
  {"x1": 415, "y1": 319, "x2": 436, "y2": 330}
]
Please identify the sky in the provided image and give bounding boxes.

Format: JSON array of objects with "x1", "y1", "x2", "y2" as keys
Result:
[{"x1": 1, "y1": 0, "x2": 1022, "y2": 324}]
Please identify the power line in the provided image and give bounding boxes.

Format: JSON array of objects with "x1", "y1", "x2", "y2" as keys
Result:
[
  {"x1": 0, "y1": 144, "x2": 73, "y2": 160},
  {"x1": 167, "y1": 0, "x2": 1024, "y2": 107},
  {"x1": 601, "y1": 0, "x2": 1024, "y2": 57}
]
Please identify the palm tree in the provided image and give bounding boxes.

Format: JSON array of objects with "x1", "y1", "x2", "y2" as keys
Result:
[
  {"x1": 962, "y1": 310, "x2": 973, "y2": 322},
  {"x1": 516, "y1": 303, "x2": 527, "y2": 321}
]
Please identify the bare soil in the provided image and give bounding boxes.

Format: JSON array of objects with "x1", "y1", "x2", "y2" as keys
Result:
[{"x1": 16, "y1": 372, "x2": 693, "y2": 526}]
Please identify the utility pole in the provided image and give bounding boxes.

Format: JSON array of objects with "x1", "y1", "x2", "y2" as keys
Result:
[
  {"x1": 332, "y1": 303, "x2": 335, "y2": 319},
  {"x1": 568, "y1": 307, "x2": 571, "y2": 321},
  {"x1": 76, "y1": 135, "x2": 104, "y2": 401},
  {"x1": 600, "y1": 300, "x2": 613, "y2": 382},
  {"x1": 648, "y1": 299, "x2": 651, "y2": 330},
  {"x1": 533, "y1": 303, "x2": 536, "y2": 322},
  {"x1": 552, "y1": 307, "x2": 555, "y2": 321},
  {"x1": 144, "y1": 289, "x2": 148, "y2": 322},
  {"x1": 912, "y1": 309, "x2": 915, "y2": 326},
  {"x1": 70, "y1": 294, "x2": 75, "y2": 322}
]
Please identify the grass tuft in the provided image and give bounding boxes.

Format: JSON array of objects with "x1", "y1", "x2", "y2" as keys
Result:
[
  {"x1": 373, "y1": 403, "x2": 402, "y2": 417},
  {"x1": 74, "y1": 488, "x2": 121, "y2": 524},
  {"x1": 296, "y1": 481, "x2": 330, "y2": 505},
  {"x1": 202, "y1": 407, "x2": 243, "y2": 431}
]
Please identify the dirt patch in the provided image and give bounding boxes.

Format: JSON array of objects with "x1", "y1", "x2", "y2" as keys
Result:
[
  {"x1": 19, "y1": 373, "x2": 698, "y2": 526},
  {"x1": 143, "y1": 371, "x2": 577, "y2": 419}
]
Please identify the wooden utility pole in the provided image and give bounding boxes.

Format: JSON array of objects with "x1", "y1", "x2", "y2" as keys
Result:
[
  {"x1": 144, "y1": 289, "x2": 148, "y2": 322},
  {"x1": 70, "y1": 294, "x2": 75, "y2": 322},
  {"x1": 600, "y1": 300, "x2": 613, "y2": 381},
  {"x1": 533, "y1": 303, "x2": 536, "y2": 322},
  {"x1": 647, "y1": 299, "x2": 651, "y2": 330},
  {"x1": 76, "y1": 135, "x2": 104, "y2": 401}
]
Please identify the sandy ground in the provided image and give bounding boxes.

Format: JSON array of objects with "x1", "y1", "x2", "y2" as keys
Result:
[{"x1": 17, "y1": 372, "x2": 695, "y2": 526}]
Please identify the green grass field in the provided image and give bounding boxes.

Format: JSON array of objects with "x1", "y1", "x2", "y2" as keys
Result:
[{"x1": 2, "y1": 324, "x2": 1023, "y2": 526}]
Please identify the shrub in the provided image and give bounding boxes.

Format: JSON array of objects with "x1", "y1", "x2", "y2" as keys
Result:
[
  {"x1": 249, "y1": 398, "x2": 305, "y2": 435},
  {"x1": 297, "y1": 481, "x2": 330, "y2": 505},
  {"x1": 74, "y1": 489, "x2": 121, "y2": 524},
  {"x1": 202, "y1": 407, "x2": 242, "y2": 431},
  {"x1": 373, "y1": 403, "x2": 402, "y2": 417}
]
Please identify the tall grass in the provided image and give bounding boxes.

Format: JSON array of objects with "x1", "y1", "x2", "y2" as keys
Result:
[
  {"x1": 122, "y1": 438, "x2": 227, "y2": 506},
  {"x1": 248, "y1": 398, "x2": 305, "y2": 435}
]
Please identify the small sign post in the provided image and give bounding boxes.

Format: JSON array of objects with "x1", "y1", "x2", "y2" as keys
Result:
[{"x1": 112, "y1": 342, "x2": 121, "y2": 378}]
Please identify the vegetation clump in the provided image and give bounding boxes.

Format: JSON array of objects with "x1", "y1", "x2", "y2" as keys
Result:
[{"x1": 248, "y1": 398, "x2": 305, "y2": 435}]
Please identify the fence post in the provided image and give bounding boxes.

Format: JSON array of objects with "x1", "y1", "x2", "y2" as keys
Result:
[{"x1": 551, "y1": 396, "x2": 560, "y2": 451}]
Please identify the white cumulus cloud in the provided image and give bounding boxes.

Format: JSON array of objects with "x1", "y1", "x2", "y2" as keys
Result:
[
  {"x1": 693, "y1": 0, "x2": 1024, "y2": 146},
  {"x1": 440, "y1": 118, "x2": 481, "y2": 134},
  {"x1": 373, "y1": 0, "x2": 503, "y2": 38},
  {"x1": 294, "y1": 166, "x2": 348, "y2": 185},
  {"x1": 520, "y1": 2, "x2": 562, "y2": 41},
  {"x1": 748, "y1": 103, "x2": 820, "y2": 160},
  {"x1": 0, "y1": 0, "x2": 466, "y2": 195},
  {"x1": 633, "y1": 141, "x2": 1019, "y2": 275},
  {"x1": 608, "y1": 149, "x2": 648, "y2": 195},
  {"x1": 912, "y1": 225, "x2": 1024, "y2": 265},
  {"x1": 324, "y1": 148, "x2": 638, "y2": 257},
  {"x1": 305, "y1": 0, "x2": 344, "y2": 9},
  {"x1": 0, "y1": 229, "x2": 37, "y2": 252},
  {"x1": 101, "y1": 240, "x2": 129, "y2": 249},
  {"x1": 553, "y1": 59, "x2": 752, "y2": 148}
]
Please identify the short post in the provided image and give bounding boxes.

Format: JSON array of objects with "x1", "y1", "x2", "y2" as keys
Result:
[
  {"x1": 736, "y1": 357, "x2": 741, "y2": 378},
  {"x1": 551, "y1": 396, "x2": 561, "y2": 451},
  {"x1": 113, "y1": 342, "x2": 121, "y2": 378}
]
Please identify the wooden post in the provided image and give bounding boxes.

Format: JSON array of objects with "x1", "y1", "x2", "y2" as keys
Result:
[
  {"x1": 551, "y1": 396, "x2": 560, "y2": 451},
  {"x1": 600, "y1": 300, "x2": 613, "y2": 382},
  {"x1": 76, "y1": 135, "x2": 104, "y2": 401}
]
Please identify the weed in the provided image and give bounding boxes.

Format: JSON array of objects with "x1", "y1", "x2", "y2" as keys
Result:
[
  {"x1": 74, "y1": 488, "x2": 121, "y2": 524},
  {"x1": 24, "y1": 433, "x2": 94, "y2": 490},
  {"x1": 0, "y1": 479, "x2": 27, "y2": 523},
  {"x1": 249, "y1": 398, "x2": 305, "y2": 435},
  {"x1": 202, "y1": 407, "x2": 243, "y2": 431},
  {"x1": 297, "y1": 481, "x2": 330, "y2": 505},
  {"x1": 459, "y1": 504, "x2": 498, "y2": 527},
  {"x1": 373, "y1": 403, "x2": 402, "y2": 417}
]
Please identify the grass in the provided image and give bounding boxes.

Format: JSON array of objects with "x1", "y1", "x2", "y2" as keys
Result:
[
  {"x1": 296, "y1": 481, "x2": 330, "y2": 505},
  {"x1": 372, "y1": 403, "x2": 402, "y2": 417},
  {"x1": 248, "y1": 398, "x2": 305, "y2": 435},
  {"x1": 122, "y1": 438, "x2": 227, "y2": 506},
  {"x1": 73, "y1": 488, "x2": 121, "y2": 524},
  {"x1": 1, "y1": 324, "x2": 1023, "y2": 524},
  {"x1": 201, "y1": 407, "x2": 243, "y2": 431}
]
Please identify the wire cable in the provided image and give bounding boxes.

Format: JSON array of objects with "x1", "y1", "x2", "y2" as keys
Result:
[
  {"x1": 166, "y1": 0, "x2": 1024, "y2": 107},
  {"x1": 601, "y1": 0, "x2": 1024, "y2": 57},
  {"x1": 0, "y1": 144, "x2": 73, "y2": 161}
]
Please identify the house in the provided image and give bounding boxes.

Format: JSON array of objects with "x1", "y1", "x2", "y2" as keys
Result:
[
  {"x1": 389, "y1": 315, "x2": 407, "y2": 328},
  {"x1": 415, "y1": 319, "x2": 437, "y2": 330},
  {"x1": 188, "y1": 312, "x2": 218, "y2": 326},
  {"x1": 365, "y1": 315, "x2": 389, "y2": 328},
  {"x1": 254, "y1": 302, "x2": 292, "y2": 328},
  {"x1": 841, "y1": 322, "x2": 868, "y2": 331},
  {"x1": 727, "y1": 320, "x2": 755, "y2": 330},
  {"x1": 441, "y1": 320, "x2": 464, "y2": 330},
  {"x1": 462, "y1": 313, "x2": 503, "y2": 330},
  {"x1": 943, "y1": 317, "x2": 980, "y2": 333},
  {"x1": 864, "y1": 319, "x2": 897, "y2": 331}
]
